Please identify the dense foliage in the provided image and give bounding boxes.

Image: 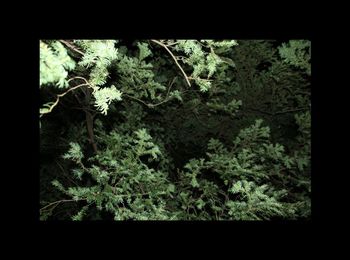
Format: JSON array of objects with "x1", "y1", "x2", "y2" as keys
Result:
[{"x1": 40, "y1": 39, "x2": 311, "y2": 220}]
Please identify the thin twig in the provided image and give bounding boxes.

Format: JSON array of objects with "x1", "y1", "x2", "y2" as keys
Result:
[
  {"x1": 59, "y1": 40, "x2": 85, "y2": 56},
  {"x1": 149, "y1": 76, "x2": 177, "y2": 107},
  {"x1": 188, "y1": 76, "x2": 213, "y2": 81},
  {"x1": 68, "y1": 76, "x2": 85, "y2": 83},
  {"x1": 167, "y1": 76, "x2": 177, "y2": 96},
  {"x1": 40, "y1": 76, "x2": 93, "y2": 118},
  {"x1": 165, "y1": 41, "x2": 180, "y2": 47},
  {"x1": 55, "y1": 160, "x2": 79, "y2": 186},
  {"x1": 124, "y1": 94, "x2": 150, "y2": 107},
  {"x1": 151, "y1": 40, "x2": 191, "y2": 87},
  {"x1": 78, "y1": 160, "x2": 89, "y2": 173},
  {"x1": 274, "y1": 107, "x2": 309, "y2": 115},
  {"x1": 245, "y1": 106, "x2": 309, "y2": 116},
  {"x1": 40, "y1": 199, "x2": 85, "y2": 212},
  {"x1": 40, "y1": 83, "x2": 91, "y2": 117}
]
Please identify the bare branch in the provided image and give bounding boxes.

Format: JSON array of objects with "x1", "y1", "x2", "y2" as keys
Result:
[
  {"x1": 245, "y1": 107, "x2": 309, "y2": 116},
  {"x1": 40, "y1": 199, "x2": 86, "y2": 212},
  {"x1": 151, "y1": 40, "x2": 191, "y2": 87},
  {"x1": 40, "y1": 76, "x2": 95, "y2": 118},
  {"x1": 40, "y1": 82, "x2": 91, "y2": 117},
  {"x1": 59, "y1": 40, "x2": 85, "y2": 56}
]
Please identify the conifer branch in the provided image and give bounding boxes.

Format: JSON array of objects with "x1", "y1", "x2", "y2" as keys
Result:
[{"x1": 124, "y1": 76, "x2": 177, "y2": 108}]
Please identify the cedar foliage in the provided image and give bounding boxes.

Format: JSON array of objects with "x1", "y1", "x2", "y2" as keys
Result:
[{"x1": 40, "y1": 39, "x2": 311, "y2": 220}]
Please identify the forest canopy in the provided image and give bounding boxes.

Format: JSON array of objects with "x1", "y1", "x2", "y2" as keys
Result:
[{"x1": 40, "y1": 39, "x2": 311, "y2": 220}]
